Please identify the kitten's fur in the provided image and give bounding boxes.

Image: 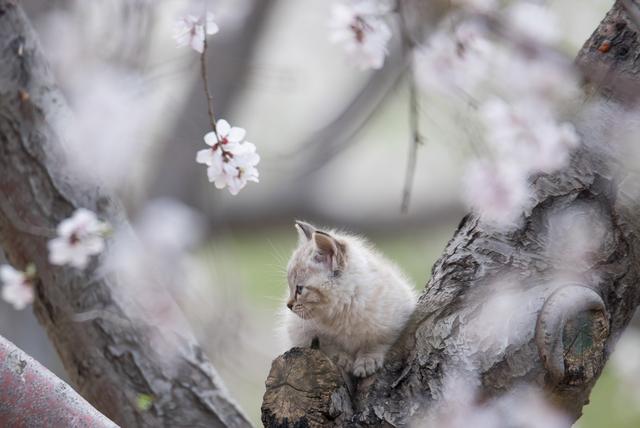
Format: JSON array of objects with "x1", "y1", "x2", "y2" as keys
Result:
[{"x1": 282, "y1": 221, "x2": 416, "y2": 377}]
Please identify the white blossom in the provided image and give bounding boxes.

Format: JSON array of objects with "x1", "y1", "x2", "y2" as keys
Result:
[
  {"x1": 463, "y1": 160, "x2": 529, "y2": 227},
  {"x1": 48, "y1": 208, "x2": 109, "y2": 269},
  {"x1": 1, "y1": 265, "x2": 34, "y2": 311},
  {"x1": 136, "y1": 199, "x2": 205, "y2": 255},
  {"x1": 173, "y1": 12, "x2": 219, "y2": 53},
  {"x1": 413, "y1": 4, "x2": 577, "y2": 229},
  {"x1": 505, "y1": 2, "x2": 560, "y2": 45},
  {"x1": 416, "y1": 22, "x2": 492, "y2": 96},
  {"x1": 480, "y1": 98, "x2": 580, "y2": 172},
  {"x1": 196, "y1": 119, "x2": 245, "y2": 166},
  {"x1": 329, "y1": 1, "x2": 392, "y2": 70},
  {"x1": 196, "y1": 119, "x2": 260, "y2": 195},
  {"x1": 207, "y1": 141, "x2": 260, "y2": 195},
  {"x1": 60, "y1": 67, "x2": 153, "y2": 191},
  {"x1": 493, "y1": 53, "x2": 580, "y2": 104}
]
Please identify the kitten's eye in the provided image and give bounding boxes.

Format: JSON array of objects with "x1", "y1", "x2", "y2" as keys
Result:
[{"x1": 295, "y1": 285, "x2": 304, "y2": 296}]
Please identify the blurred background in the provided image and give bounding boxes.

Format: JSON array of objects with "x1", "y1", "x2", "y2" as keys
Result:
[{"x1": 2, "y1": 0, "x2": 639, "y2": 426}]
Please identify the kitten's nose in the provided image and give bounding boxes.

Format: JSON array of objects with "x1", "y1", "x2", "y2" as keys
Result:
[{"x1": 287, "y1": 302, "x2": 293, "y2": 311}]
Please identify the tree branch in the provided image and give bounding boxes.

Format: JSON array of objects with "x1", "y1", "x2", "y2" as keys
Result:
[
  {"x1": 0, "y1": 334, "x2": 117, "y2": 427},
  {"x1": 0, "y1": 3, "x2": 250, "y2": 426}
]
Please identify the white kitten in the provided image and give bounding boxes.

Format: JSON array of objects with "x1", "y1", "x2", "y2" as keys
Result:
[{"x1": 282, "y1": 221, "x2": 416, "y2": 378}]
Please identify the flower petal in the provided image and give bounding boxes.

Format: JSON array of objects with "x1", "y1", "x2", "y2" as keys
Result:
[
  {"x1": 227, "y1": 127, "x2": 246, "y2": 143},
  {"x1": 196, "y1": 149, "x2": 214, "y2": 165},
  {"x1": 203, "y1": 131, "x2": 219, "y2": 146},
  {"x1": 0, "y1": 265, "x2": 22, "y2": 284},
  {"x1": 48, "y1": 238, "x2": 71, "y2": 265},
  {"x1": 216, "y1": 119, "x2": 231, "y2": 137}
]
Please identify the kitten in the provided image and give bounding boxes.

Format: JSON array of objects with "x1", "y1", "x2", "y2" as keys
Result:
[{"x1": 282, "y1": 221, "x2": 416, "y2": 378}]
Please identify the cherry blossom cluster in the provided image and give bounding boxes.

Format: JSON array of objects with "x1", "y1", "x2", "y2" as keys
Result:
[
  {"x1": 173, "y1": 9, "x2": 260, "y2": 195},
  {"x1": 329, "y1": 0, "x2": 393, "y2": 70},
  {"x1": 48, "y1": 208, "x2": 110, "y2": 269},
  {"x1": 196, "y1": 119, "x2": 260, "y2": 195},
  {"x1": 0, "y1": 264, "x2": 35, "y2": 310},
  {"x1": 417, "y1": 2, "x2": 580, "y2": 227},
  {"x1": 1, "y1": 208, "x2": 110, "y2": 310}
]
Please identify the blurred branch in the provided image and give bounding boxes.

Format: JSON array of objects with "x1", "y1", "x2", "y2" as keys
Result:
[
  {"x1": 285, "y1": 44, "x2": 405, "y2": 181},
  {"x1": 0, "y1": 334, "x2": 117, "y2": 428},
  {"x1": 0, "y1": 2, "x2": 250, "y2": 426},
  {"x1": 398, "y1": 0, "x2": 425, "y2": 213}
]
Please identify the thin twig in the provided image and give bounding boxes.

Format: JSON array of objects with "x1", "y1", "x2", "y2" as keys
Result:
[
  {"x1": 398, "y1": 1, "x2": 425, "y2": 213},
  {"x1": 201, "y1": 17, "x2": 218, "y2": 135},
  {"x1": 401, "y1": 63, "x2": 423, "y2": 213}
]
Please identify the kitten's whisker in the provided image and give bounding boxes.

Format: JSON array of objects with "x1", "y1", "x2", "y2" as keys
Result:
[{"x1": 267, "y1": 239, "x2": 287, "y2": 265}]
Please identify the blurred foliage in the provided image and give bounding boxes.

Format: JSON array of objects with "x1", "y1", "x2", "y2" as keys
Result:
[{"x1": 580, "y1": 366, "x2": 640, "y2": 428}]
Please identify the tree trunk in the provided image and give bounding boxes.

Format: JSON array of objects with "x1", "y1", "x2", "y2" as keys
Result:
[
  {"x1": 0, "y1": 3, "x2": 250, "y2": 427},
  {"x1": 261, "y1": 2, "x2": 640, "y2": 426}
]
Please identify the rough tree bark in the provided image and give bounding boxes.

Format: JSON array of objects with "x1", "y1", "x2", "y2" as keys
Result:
[
  {"x1": 262, "y1": 1, "x2": 640, "y2": 426},
  {"x1": 0, "y1": 3, "x2": 250, "y2": 427},
  {"x1": 0, "y1": 334, "x2": 117, "y2": 427}
]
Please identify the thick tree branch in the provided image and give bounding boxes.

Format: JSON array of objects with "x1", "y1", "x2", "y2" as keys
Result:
[
  {"x1": 262, "y1": 1, "x2": 640, "y2": 426},
  {"x1": 0, "y1": 334, "x2": 117, "y2": 427},
  {"x1": 0, "y1": 3, "x2": 250, "y2": 427}
]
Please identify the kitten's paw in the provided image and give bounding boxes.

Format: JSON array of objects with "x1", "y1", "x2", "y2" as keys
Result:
[
  {"x1": 352, "y1": 353, "x2": 384, "y2": 378},
  {"x1": 332, "y1": 352, "x2": 353, "y2": 371}
]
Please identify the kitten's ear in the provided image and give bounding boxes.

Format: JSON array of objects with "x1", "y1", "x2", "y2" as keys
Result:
[
  {"x1": 312, "y1": 231, "x2": 346, "y2": 273},
  {"x1": 295, "y1": 220, "x2": 315, "y2": 243}
]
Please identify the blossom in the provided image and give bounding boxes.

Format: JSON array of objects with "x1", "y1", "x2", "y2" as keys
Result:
[
  {"x1": 463, "y1": 160, "x2": 529, "y2": 227},
  {"x1": 208, "y1": 142, "x2": 260, "y2": 195},
  {"x1": 480, "y1": 98, "x2": 580, "y2": 172},
  {"x1": 504, "y1": 2, "x2": 560, "y2": 45},
  {"x1": 173, "y1": 12, "x2": 219, "y2": 53},
  {"x1": 196, "y1": 119, "x2": 245, "y2": 166},
  {"x1": 416, "y1": 22, "x2": 492, "y2": 96},
  {"x1": 196, "y1": 119, "x2": 260, "y2": 195},
  {"x1": 48, "y1": 208, "x2": 109, "y2": 269},
  {"x1": 493, "y1": 52, "x2": 580, "y2": 104},
  {"x1": 329, "y1": 1, "x2": 392, "y2": 70},
  {"x1": 135, "y1": 199, "x2": 206, "y2": 255},
  {"x1": 1, "y1": 265, "x2": 34, "y2": 310}
]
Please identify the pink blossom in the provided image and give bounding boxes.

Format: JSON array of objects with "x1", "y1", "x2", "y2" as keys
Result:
[
  {"x1": 48, "y1": 208, "x2": 109, "y2": 269},
  {"x1": 196, "y1": 119, "x2": 260, "y2": 195},
  {"x1": 1, "y1": 265, "x2": 34, "y2": 310},
  {"x1": 463, "y1": 160, "x2": 529, "y2": 227},
  {"x1": 329, "y1": 1, "x2": 392, "y2": 70},
  {"x1": 173, "y1": 12, "x2": 219, "y2": 53}
]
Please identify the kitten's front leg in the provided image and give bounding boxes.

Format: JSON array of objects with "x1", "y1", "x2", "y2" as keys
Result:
[{"x1": 352, "y1": 345, "x2": 389, "y2": 378}]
